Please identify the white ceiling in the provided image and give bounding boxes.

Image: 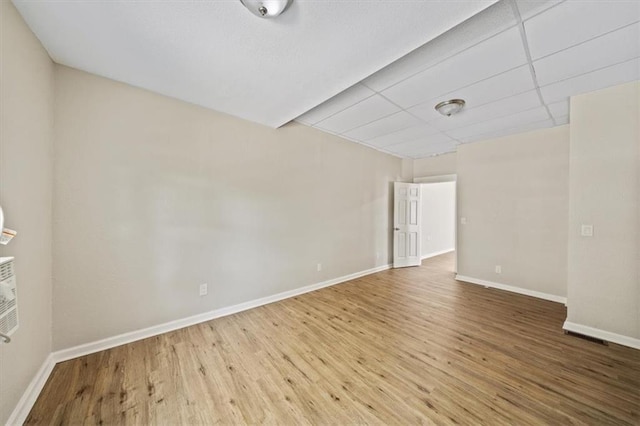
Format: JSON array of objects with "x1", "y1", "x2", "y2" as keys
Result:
[
  {"x1": 12, "y1": 0, "x2": 640, "y2": 159},
  {"x1": 296, "y1": 0, "x2": 640, "y2": 159},
  {"x1": 11, "y1": 0, "x2": 495, "y2": 128}
]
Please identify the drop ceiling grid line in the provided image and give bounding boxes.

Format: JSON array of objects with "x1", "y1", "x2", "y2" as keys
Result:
[
  {"x1": 396, "y1": 63, "x2": 529, "y2": 113},
  {"x1": 510, "y1": 0, "x2": 556, "y2": 125},
  {"x1": 332, "y1": 108, "x2": 410, "y2": 138},
  {"x1": 437, "y1": 87, "x2": 536, "y2": 116},
  {"x1": 331, "y1": 97, "x2": 429, "y2": 138},
  {"x1": 310, "y1": 89, "x2": 378, "y2": 127},
  {"x1": 520, "y1": 0, "x2": 566, "y2": 23},
  {"x1": 461, "y1": 115, "x2": 555, "y2": 144},
  {"x1": 334, "y1": 88, "x2": 459, "y2": 152},
  {"x1": 380, "y1": 134, "x2": 452, "y2": 151},
  {"x1": 406, "y1": 126, "x2": 462, "y2": 149},
  {"x1": 371, "y1": 90, "x2": 458, "y2": 147},
  {"x1": 440, "y1": 132, "x2": 462, "y2": 145},
  {"x1": 373, "y1": 90, "x2": 465, "y2": 146},
  {"x1": 528, "y1": 19, "x2": 640, "y2": 63},
  {"x1": 539, "y1": 56, "x2": 640, "y2": 91},
  {"x1": 301, "y1": 5, "x2": 518, "y2": 128},
  {"x1": 441, "y1": 101, "x2": 545, "y2": 136},
  {"x1": 397, "y1": 85, "x2": 547, "y2": 145},
  {"x1": 340, "y1": 119, "x2": 427, "y2": 143},
  {"x1": 308, "y1": 3, "x2": 535, "y2": 143},
  {"x1": 339, "y1": 136, "x2": 404, "y2": 159},
  {"x1": 361, "y1": 23, "x2": 520, "y2": 95},
  {"x1": 376, "y1": 130, "x2": 453, "y2": 151}
]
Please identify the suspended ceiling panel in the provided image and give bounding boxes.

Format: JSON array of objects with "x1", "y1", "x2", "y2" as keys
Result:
[
  {"x1": 296, "y1": 0, "x2": 640, "y2": 159},
  {"x1": 11, "y1": 0, "x2": 495, "y2": 128}
]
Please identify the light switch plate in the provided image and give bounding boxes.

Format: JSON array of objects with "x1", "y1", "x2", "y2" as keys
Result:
[
  {"x1": 581, "y1": 224, "x2": 594, "y2": 237},
  {"x1": 0, "y1": 228, "x2": 17, "y2": 245}
]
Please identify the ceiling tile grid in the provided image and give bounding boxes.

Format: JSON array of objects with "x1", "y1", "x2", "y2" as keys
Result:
[
  {"x1": 427, "y1": 90, "x2": 542, "y2": 132},
  {"x1": 366, "y1": 124, "x2": 442, "y2": 149},
  {"x1": 313, "y1": 94, "x2": 400, "y2": 135},
  {"x1": 540, "y1": 58, "x2": 640, "y2": 104},
  {"x1": 532, "y1": 22, "x2": 640, "y2": 86},
  {"x1": 546, "y1": 99, "x2": 569, "y2": 120},
  {"x1": 380, "y1": 27, "x2": 529, "y2": 109},
  {"x1": 295, "y1": 84, "x2": 375, "y2": 126},
  {"x1": 341, "y1": 111, "x2": 423, "y2": 142},
  {"x1": 296, "y1": 0, "x2": 640, "y2": 159},
  {"x1": 361, "y1": 0, "x2": 519, "y2": 93},
  {"x1": 446, "y1": 106, "x2": 550, "y2": 141},
  {"x1": 459, "y1": 117, "x2": 555, "y2": 144},
  {"x1": 524, "y1": 0, "x2": 640, "y2": 60},
  {"x1": 515, "y1": 0, "x2": 564, "y2": 20},
  {"x1": 406, "y1": 67, "x2": 538, "y2": 124},
  {"x1": 384, "y1": 134, "x2": 457, "y2": 157}
]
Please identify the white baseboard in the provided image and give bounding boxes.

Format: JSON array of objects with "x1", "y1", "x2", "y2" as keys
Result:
[
  {"x1": 563, "y1": 321, "x2": 640, "y2": 350},
  {"x1": 455, "y1": 274, "x2": 567, "y2": 304},
  {"x1": 421, "y1": 248, "x2": 454, "y2": 260},
  {"x1": 6, "y1": 354, "x2": 56, "y2": 426},
  {"x1": 8, "y1": 263, "x2": 391, "y2": 423},
  {"x1": 53, "y1": 263, "x2": 391, "y2": 363}
]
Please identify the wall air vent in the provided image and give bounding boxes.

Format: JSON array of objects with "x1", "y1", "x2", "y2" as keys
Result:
[{"x1": 0, "y1": 257, "x2": 18, "y2": 339}]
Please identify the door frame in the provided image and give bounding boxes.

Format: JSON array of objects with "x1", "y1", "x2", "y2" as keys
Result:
[{"x1": 413, "y1": 174, "x2": 457, "y2": 274}]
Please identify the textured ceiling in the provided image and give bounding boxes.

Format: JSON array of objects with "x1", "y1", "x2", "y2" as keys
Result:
[
  {"x1": 296, "y1": 0, "x2": 640, "y2": 159},
  {"x1": 11, "y1": 0, "x2": 495, "y2": 128}
]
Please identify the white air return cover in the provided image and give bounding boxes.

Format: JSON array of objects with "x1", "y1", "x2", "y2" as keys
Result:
[{"x1": 0, "y1": 257, "x2": 18, "y2": 338}]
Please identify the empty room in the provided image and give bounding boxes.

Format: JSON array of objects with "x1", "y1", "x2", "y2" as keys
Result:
[{"x1": 1, "y1": 0, "x2": 638, "y2": 424}]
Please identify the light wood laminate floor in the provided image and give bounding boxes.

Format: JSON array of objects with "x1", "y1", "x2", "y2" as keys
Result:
[{"x1": 28, "y1": 253, "x2": 639, "y2": 425}]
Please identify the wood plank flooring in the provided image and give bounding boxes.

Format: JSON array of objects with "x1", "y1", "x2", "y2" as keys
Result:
[{"x1": 27, "y1": 253, "x2": 639, "y2": 425}]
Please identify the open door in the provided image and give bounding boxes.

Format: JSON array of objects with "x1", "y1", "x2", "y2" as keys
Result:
[{"x1": 393, "y1": 182, "x2": 422, "y2": 268}]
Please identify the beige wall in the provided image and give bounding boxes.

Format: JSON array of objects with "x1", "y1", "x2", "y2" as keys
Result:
[
  {"x1": 456, "y1": 126, "x2": 570, "y2": 298},
  {"x1": 401, "y1": 158, "x2": 414, "y2": 181},
  {"x1": 413, "y1": 152, "x2": 457, "y2": 178},
  {"x1": 53, "y1": 66, "x2": 403, "y2": 350},
  {"x1": 567, "y1": 82, "x2": 639, "y2": 340},
  {"x1": 0, "y1": 2, "x2": 54, "y2": 423},
  {"x1": 1, "y1": 0, "x2": 636, "y2": 416}
]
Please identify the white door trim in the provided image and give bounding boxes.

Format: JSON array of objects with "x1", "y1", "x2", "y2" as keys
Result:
[{"x1": 413, "y1": 174, "x2": 457, "y2": 184}]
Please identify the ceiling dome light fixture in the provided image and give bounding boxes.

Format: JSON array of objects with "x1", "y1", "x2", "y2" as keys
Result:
[
  {"x1": 240, "y1": 0, "x2": 292, "y2": 18},
  {"x1": 435, "y1": 99, "x2": 466, "y2": 117}
]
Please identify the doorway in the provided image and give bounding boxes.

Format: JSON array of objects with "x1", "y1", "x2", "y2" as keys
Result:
[{"x1": 416, "y1": 175, "x2": 457, "y2": 273}]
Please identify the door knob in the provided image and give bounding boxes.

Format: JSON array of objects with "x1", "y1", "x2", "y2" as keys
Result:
[{"x1": 394, "y1": 227, "x2": 400, "y2": 231}]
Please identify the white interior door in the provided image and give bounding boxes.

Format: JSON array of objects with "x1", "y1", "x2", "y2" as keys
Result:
[{"x1": 393, "y1": 182, "x2": 422, "y2": 268}]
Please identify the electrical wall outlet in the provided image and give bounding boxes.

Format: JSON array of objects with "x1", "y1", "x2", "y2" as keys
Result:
[
  {"x1": 199, "y1": 283, "x2": 208, "y2": 296},
  {"x1": 317, "y1": 263, "x2": 322, "y2": 272},
  {"x1": 495, "y1": 265, "x2": 502, "y2": 274},
  {"x1": 461, "y1": 217, "x2": 467, "y2": 225}
]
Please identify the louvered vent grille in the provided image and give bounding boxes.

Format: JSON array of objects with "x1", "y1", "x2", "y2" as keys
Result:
[
  {"x1": 0, "y1": 258, "x2": 17, "y2": 337},
  {"x1": 0, "y1": 288, "x2": 16, "y2": 317},
  {"x1": 0, "y1": 308, "x2": 17, "y2": 336},
  {"x1": 0, "y1": 261, "x2": 13, "y2": 281}
]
